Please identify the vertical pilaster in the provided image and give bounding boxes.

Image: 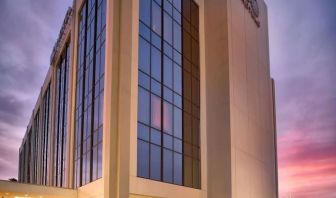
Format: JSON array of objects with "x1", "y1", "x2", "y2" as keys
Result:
[
  {"x1": 67, "y1": 2, "x2": 77, "y2": 188},
  {"x1": 103, "y1": 0, "x2": 136, "y2": 197},
  {"x1": 103, "y1": 0, "x2": 120, "y2": 197},
  {"x1": 204, "y1": 0, "x2": 232, "y2": 197}
]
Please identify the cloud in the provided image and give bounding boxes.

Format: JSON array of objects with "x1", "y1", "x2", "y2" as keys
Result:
[
  {"x1": 0, "y1": 0, "x2": 72, "y2": 180},
  {"x1": 278, "y1": 130, "x2": 336, "y2": 198},
  {"x1": 265, "y1": 0, "x2": 336, "y2": 197}
]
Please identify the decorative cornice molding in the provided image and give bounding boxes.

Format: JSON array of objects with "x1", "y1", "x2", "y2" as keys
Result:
[{"x1": 50, "y1": 7, "x2": 73, "y2": 65}]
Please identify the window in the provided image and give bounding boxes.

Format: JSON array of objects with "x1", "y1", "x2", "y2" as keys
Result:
[
  {"x1": 74, "y1": 0, "x2": 106, "y2": 188},
  {"x1": 32, "y1": 109, "x2": 40, "y2": 184},
  {"x1": 54, "y1": 43, "x2": 70, "y2": 187},
  {"x1": 137, "y1": 0, "x2": 200, "y2": 189},
  {"x1": 27, "y1": 129, "x2": 32, "y2": 183},
  {"x1": 41, "y1": 84, "x2": 51, "y2": 185},
  {"x1": 19, "y1": 150, "x2": 24, "y2": 182}
]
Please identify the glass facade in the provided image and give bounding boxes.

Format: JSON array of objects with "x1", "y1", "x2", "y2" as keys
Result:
[
  {"x1": 18, "y1": 85, "x2": 51, "y2": 185},
  {"x1": 18, "y1": 149, "x2": 24, "y2": 182},
  {"x1": 32, "y1": 110, "x2": 40, "y2": 184},
  {"x1": 74, "y1": 0, "x2": 106, "y2": 187},
  {"x1": 41, "y1": 84, "x2": 51, "y2": 185},
  {"x1": 137, "y1": 0, "x2": 200, "y2": 188},
  {"x1": 54, "y1": 43, "x2": 70, "y2": 187},
  {"x1": 27, "y1": 129, "x2": 32, "y2": 183}
]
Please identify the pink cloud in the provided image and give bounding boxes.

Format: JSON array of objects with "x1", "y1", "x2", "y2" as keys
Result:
[{"x1": 278, "y1": 128, "x2": 336, "y2": 198}]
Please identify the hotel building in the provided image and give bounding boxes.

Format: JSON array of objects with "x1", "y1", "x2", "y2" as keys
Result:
[{"x1": 0, "y1": 0, "x2": 278, "y2": 197}]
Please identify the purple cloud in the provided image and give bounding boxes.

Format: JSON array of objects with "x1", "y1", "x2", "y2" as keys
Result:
[
  {"x1": 0, "y1": 0, "x2": 72, "y2": 180},
  {"x1": 266, "y1": 0, "x2": 336, "y2": 197}
]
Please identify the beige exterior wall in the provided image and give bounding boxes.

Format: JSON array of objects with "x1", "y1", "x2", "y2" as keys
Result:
[
  {"x1": 204, "y1": 0, "x2": 277, "y2": 197},
  {"x1": 228, "y1": 0, "x2": 277, "y2": 197}
]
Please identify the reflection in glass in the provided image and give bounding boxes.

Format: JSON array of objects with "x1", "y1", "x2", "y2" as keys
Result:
[
  {"x1": 74, "y1": 0, "x2": 106, "y2": 188},
  {"x1": 150, "y1": 144, "x2": 161, "y2": 180},
  {"x1": 137, "y1": 0, "x2": 200, "y2": 189},
  {"x1": 151, "y1": 46, "x2": 162, "y2": 81},
  {"x1": 163, "y1": 102, "x2": 173, "y2": 134},
  {"x1": 138, "y1": 87, "x2": 150, "y2": 124},
  {"x1": 152, "y1": 2, "x2": 162, "y2": 35},
  {"x1": 163, "y1": 56, "x2": 173, "y2": 89},
  {"x1": 138, "y1": 140, "x2": 150, "y2": 178},
  {"x1": 163, "y1": 149, "x2": 173, "y2": 183},
  {"x1": 151, "y1": 94, "x2": 161, "y2": 129},
  {"x1": 139, "y1": 38, "x2": 150, "y2": 74},
  {"x1": 140, "y1": 0, "x2": 150, "y2": 26},
  {"x1": 164, "y1": 12, "x2": 173, "y2": 44}
]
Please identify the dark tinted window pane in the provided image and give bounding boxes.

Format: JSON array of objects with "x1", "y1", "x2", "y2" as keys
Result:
[
  {"x1": 152, "y1": 32, "x2": 162, "y2": 50},
  {"x1": 173, "y1": 22, "x2": 182, "y2": 52},
  {"x1": 182, "y1": 0, "x2": 190, "y2": 21},
  {"x1": 173, "y1": 64, "x2": 182, "y2": 94},
  {"x1": 193, "y1": 146, "x2": 199, "y2": 159},
  {"x1": 163, "y1": 102, "x2": 173, "y2": 134},
  {"x1": 138, "y1": 140, "x2": 149, "y2": 178},
  {"x1": 151, "y1": 78, "x2": 161, "y2": 96},
  {"x1": 173, "y1": 8, "x2": 182, "y2": 24},
  {"x1": 191, "y1": 40, "x2": 199, "y2": 65},
  {"x1": 174, "y1": 107, "x2": 182, "y2": 138},
  {"x1": 184, "y1": 156, "x2": 192, "y2": 187},
  {"x1": 139, "y1": 71, "x2": 150, "y2": 90},
  {"x1": 164, "y1": 13, "x2": 173, "y2": 44},
  {"x1": 163, "y1": 134, "x2": 173, "y2": 149},
  {"x1": 139, "y1": 22, "x2": 150, "y2": 41},
  {"x1": 173, "y1": 0, "x2": 181, "y2": 12},
  {"x1": 138, "y1": 123, "x2": 150, "y2": 141},
  {"x1": 151, "y1": 128, "x2": 162, "y2": 145},
  {"x1": 97, "y1": 144, "x2": 102, "y2": 178},
  {"x1": 174, "y1": 50, "x2": 182, "y2": 65},
  {"x1": 151, "y1": 94, "x2": 161, "y2": 129},
  {"x1": 163, "y1": 87, "x2": 173, "y2": 103},
  {"x1": 163, "y1": 56, "x2": 173, "y2": 89},
  {"x1": 152, "y1": 2, "x2": 162, "y2": 35},
  {"x1": 173, "y1": 153, "x2": 182, "y2": 185},
  {"x1": 164, "y1": 0, "x2": 173, "y2": 15},
  {"x1": 163, "y1": 149, "x2": 173, "y2": 183},
  {"x1": 164, "y1": 42, "x2": 173, "y2": 58},
  {"x1": 154, "y1": 0, "x2": 162, "y2": 6},
  {"x1": 150, "y1": 144, "x2": 161, "y2": 180},
  {"x1": 139, "y1": 38, "x2": 150, "y2": 74},
  {"x1": 140, "y1": 0, "x2": 151, "y2": 26},
  {"x1": 92, "y1": 147, "x2": 97, "y2": 180},
  {"x1": 193, "y1": 160, "x2": 200, "y2": 188},
  {"x1": 184, "y1": 142, "x2": 192, "y2": 156},
  {"x1": 184, "y1": 71, "x2": 192, "y2": 100},
  {"x1": 183, "y1": 113, "x2": 192, "y2": 143},
  {"x1": 191, "y1": 1, "x2": 199, "y2": 28},
  {"x1": 174, "y1": 93, "x2": 182, "y2": 108},
  {"x1": 174, "y1": 138, "x2": 182, "y2": 153},
  {"x1": 151, "y1": 46, "x2": 162, "y2": 82},
  {"x1": 192, "y1": 118, "x2": 200, "y2": 145},
  {"x1": 183, "y1": 31, "x2": 192, "y2": 61},
  {"x1": 138, "y1": 87, "x2": 150, "y2": 124}
]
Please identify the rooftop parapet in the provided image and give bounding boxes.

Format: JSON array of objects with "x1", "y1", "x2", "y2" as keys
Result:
[{"x1": 50, "y1": 7, "x2": 73, "y2": 65}]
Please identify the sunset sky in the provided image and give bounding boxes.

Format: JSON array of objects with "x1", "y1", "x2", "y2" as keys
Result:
[{"x1": 0, "y1": 0, "x2": 335, "y2": 197}]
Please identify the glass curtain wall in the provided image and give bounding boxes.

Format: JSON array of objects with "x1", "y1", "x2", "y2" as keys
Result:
[
  {"x1": 137, "y1": 0, "x2": 200, "y2": 189},
  {"x1": 54, "y1": 43, "x2": 70, "y2": 187},
  {"x1": 32, "y1": 110, "x2": 40, "y2": 184},
  {"x1": 75, "y1": 0, "x2": 106, "y2": 188},
  {"x1": 41, "y1": 84, "x2": 51, "y2": 185}
]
